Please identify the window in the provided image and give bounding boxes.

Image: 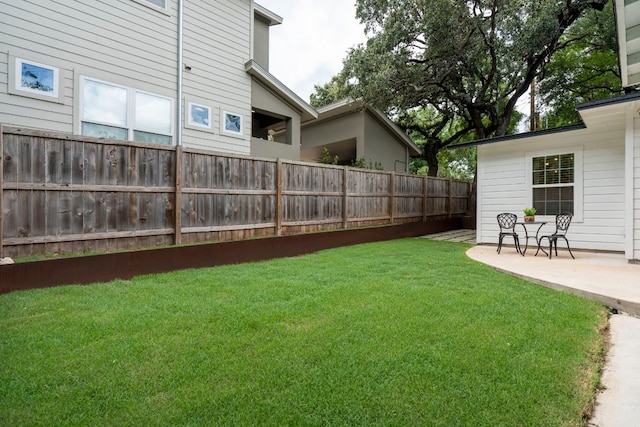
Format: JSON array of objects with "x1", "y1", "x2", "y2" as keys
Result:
[
  {"x1": 144, "y1": 0, "x2": 166, "y2": 7},
  {"x1": 131, "y1": 0, "x2": 168, "y2": 13},
  {"x1": 8, "y1": 56, "x2": 64, "y2": 103},
  {"x1": 222, "y1": 111, "x2": 243, "y2": 137},
  {"x1": 80, "y1": 77, "x2": 173, "y2": 145},
  {"x1": 187, "y1": 101, "x2": 212, "y2": 129},
  {"x1": 531, "y1": 153, "x2": 574, "y2": 215}
]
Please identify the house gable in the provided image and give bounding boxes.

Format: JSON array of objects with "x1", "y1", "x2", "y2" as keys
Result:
[{"x1": 300, "y1": 99, "x2": 420, "y2": 171}]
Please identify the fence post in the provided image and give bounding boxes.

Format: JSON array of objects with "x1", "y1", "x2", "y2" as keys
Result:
[
  {"x1": 342, "y1": 166, "x2": 349, "y2": 229},
  {"x1": 389, "y1": 171, "x2": 395, "y2": 223},
  {"x1": 448, "y1": 178, "x2": 453, "y2": 217},
  {"x1": 276, "y1": 158, "x2": 283, "y2": 236},
  {"x1": 0, "y1": 124, "x2": 3, "y2": 258},
  {"x1": 422, "y1": 175, "x2": 428, "y2": 222},
  {"x1": 174, "y1": 144, "x2": 183, "y2": 245}
]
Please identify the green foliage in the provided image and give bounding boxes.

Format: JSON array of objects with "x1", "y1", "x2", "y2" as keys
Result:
[
  {"x1": 310, "y1": 70, "x2": 355, "y2": 108},
  {"x1": 0, "y1": 239, "x2": 607, "y2": 426},
  {"x1": 323, "y1": 0, "x2": 608, "y2": 176},
  {"x1": 321, "y1": 147, "x2": 339, "y2": 165},
  {"x1": 537, "y1": 1, "x2": 623, "y2": 128},
  {"x1": 524, "y1": 207, "x2": 538, "y2": 216},
  {"x1": 351, "y1": 157, "x2": 384, "y2": 170}
]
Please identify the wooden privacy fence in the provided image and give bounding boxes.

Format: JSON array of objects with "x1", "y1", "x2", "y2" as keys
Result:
[{"x1": 0, "y1": 126, "x2": 470, "y2": 258}]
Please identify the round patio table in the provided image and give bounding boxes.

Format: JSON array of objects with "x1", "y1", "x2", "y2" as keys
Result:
[{"x1": 516, "y1": 221, "x2": 548, "y2": 256}]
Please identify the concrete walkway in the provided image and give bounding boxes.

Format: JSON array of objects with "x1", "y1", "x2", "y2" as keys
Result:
[{"x1": 463, "y1": 244, "x2": 640, "y2": 427}]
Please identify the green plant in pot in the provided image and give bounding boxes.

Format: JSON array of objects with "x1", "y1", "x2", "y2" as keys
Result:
[{"x1": 523, "y1": 207, "x2": 537, "y2": 222}]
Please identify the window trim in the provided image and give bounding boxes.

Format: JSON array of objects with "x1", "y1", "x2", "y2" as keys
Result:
[
  {"x1": 131, "y1": 0, "x2": 170, "y2": 15},
  {"x1": 8, "y1": 54, "x2": 65, "y2": 104},
  {"x1": 79, "y1": 75, "x2": 174, "y2": 144},
  {"x1": 525, "y1": 146, "x2": 583, "y2": 222},
  {"x1": 221, "y1": 110, "x2": 244, "y2": 138},
  {"x1": 186, "y1": 100, "x2": 213, "y2": 131}
]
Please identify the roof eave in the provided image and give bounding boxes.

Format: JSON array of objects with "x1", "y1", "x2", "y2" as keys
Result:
[
  {"x1": 447, "y1": 124, "x2": 587, "y2": 150},
  {"x1": 245, "y1": 60, "x2": 318, "y2": 121},
  {"x1": 254, "y1": 4, "x2": 283, "y2": 26}
]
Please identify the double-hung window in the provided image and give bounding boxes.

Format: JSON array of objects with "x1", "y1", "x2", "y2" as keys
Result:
[
  {"x1": 80, "y1": 76, "x2": 173, "y2": 145},
  {"x1": 530, "y1": 152, "x2": 577, "y2": 216}
]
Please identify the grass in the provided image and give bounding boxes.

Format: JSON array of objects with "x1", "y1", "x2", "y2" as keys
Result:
[{"x1": 0, "y1": 239, "x2": 607, "y2": 426}]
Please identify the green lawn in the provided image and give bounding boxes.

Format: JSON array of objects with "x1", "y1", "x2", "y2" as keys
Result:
[{"x1": 0, "y1": 239, "x2": 607, "y2": 426}]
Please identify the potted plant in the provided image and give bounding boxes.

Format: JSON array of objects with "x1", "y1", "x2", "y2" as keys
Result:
[{"x1": 523, "y1": 207, "x2": 537, "y2": 222}]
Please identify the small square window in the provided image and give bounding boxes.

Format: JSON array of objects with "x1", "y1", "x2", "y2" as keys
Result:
[
  {"x1": 132, "y1": 0, "x2": 168, "y2": 12},
  {"x1": 222, "y1": 111, "x2": 243, "y2": 137},
  {"x1": 187, "y1": 102, "x2": 212, "y2": 129},
  {"x1": 8, "y1": 55, "x2": 64, "y2": 103}
]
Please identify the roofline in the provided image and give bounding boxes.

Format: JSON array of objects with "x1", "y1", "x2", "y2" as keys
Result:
[
  {"x1": 245, "y1": 60, "x2": 318, "y2": 121},
  {"x1": 448, "y1": 90, "x2": 640, "y2": 150},
  {"x1": 367, "y1": 107, "x2": 422, "y2": 156},
  {"x1": 254, "y1": 4, "x2": 283, "y2": 26},
  {"x1": 576, "y1": 90, "x2": 640, "y2": 111},
  {"x1": 316, "y1": 98, "x2": 360, "y2": 114},
  {"x1": 447, "y1": 124, "x2": 586, "y2": 150},
  {"x1": 305, "y1": 98, "x2": 421, "y2": 155}
]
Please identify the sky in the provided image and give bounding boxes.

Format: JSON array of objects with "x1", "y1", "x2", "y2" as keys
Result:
[{"x1": 257, "y1": 0, "x2": 367, "y2": 103}]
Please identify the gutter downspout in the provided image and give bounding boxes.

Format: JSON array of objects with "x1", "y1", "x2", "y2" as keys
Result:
[{"x1": 177, "y1": 0, "x2": 184, "y2": 146}]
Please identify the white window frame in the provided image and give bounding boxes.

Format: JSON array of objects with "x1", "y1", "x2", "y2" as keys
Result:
[
  {"x1": 131, "y1": 0, "x2": 169, "y2": 15},
  {"x1": 525, "y1": 146, "x2": 583, "y2": 222},
  {"x1": 186, "y1": 101, "x2": 212, "y2": 130},
  {"x1": 79, "y1": 76, "x2": 174, "y2": 144},
  {"x1": 8, "y1": 55, "x2": 64, "y2": 103},
  {"x1": 222, "y1": 111, "x2": 244, "y2": 138}
]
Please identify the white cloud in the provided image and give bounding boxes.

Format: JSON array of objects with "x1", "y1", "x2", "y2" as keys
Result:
[{"x1": 257, "y1": 0, "x2": 367, "y2": 103}]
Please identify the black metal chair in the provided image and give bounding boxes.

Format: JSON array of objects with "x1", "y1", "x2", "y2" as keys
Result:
[
  {"x1": 497, "y1": 213, "x2": 521, "y2": 254},
  {"x1": 535, "y1": 213, "x2": 575, "y2": 259}
]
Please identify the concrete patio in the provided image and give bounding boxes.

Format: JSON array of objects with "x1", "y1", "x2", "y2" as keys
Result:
[{"x1": 466, "y1": 244, "x2": 640, "y2": 317}]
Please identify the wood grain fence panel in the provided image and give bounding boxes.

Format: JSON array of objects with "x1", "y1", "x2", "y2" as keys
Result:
[
  {"x1": 1, "y1": 128, "x2": 469, "y2": 257},
  {"x1": 32, "y1": 137, "x2": 46, "y2": 183},
  {"x1": 82, "y1": 190, "x2": 96, "y2": 234},
  {"x1": 2, "y1": 134, "x2": 17, "y2": 182},
  {"x1": 72, "y1": 140, "x2": 85, "y2": 185},
  {"x1": 31, "y1": 190, "x2": 48, "y2": 238},
  {"x1": 84, "y1": 141, "x2": 98, "y2": 185},
  {"x1": 58, "y1": 191, "x2": 72, "y2": 236},
  {"x1": 70, "y1": 191, "x2": 84, "y2": 235},
  {"x1": 18, "y1": 136, "x2": 33, "y2": 184},
  {"x1": 93, "y1": 192, "x2": 108, "y2": 234}
]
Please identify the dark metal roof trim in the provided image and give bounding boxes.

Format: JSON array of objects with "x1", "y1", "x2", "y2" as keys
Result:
[
  {"x1": 447, "y1": 123, "x2": 586, "y2": 150},
  {"x1": 576, "y1": 90, "x2": 640, "y2": 111}
]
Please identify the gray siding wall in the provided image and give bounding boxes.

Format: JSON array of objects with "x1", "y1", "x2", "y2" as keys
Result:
[
  {"x1": 1, "y1": 0, "x2": 178, "y2": 133},
  {"x1": 253, "y1": 16, "x2": 270, "y2": 70},
  {"x1": 302, "y1": 112, "x2": 365, "y2": 152},
  {"x1": 363, "y1": 112, "x2": 409, "y2": 172},
  {"x1": 182, "y1": 0, "x2": 252, "y2": 154},
  {"x1": 250, "y1": 81, "x2": 301, "y2": 160},
  {"x1": 1, "y1": 0, "x2": 252, "y2": 155}
]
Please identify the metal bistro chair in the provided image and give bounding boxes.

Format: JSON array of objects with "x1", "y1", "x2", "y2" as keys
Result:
[
  {"x1": 535, "y1": 213, "x2": 575, "y2": 259},
  {"x1": 496, "y1": 213, "x2": 521, "y2": 254}
]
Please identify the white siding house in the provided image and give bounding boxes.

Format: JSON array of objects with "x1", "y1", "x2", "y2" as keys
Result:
[
  {"x1": 455, "y1": 92, "x2": 640, "y2": 262},
  {"x1": 450, "y1": 2, "x2": 640, "y2": 262}
]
